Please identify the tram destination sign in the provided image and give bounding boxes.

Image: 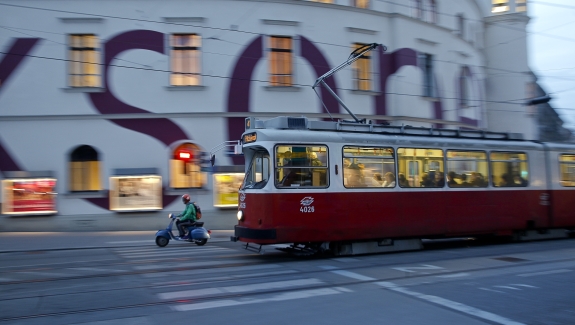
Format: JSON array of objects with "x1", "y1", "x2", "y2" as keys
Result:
[{"x1": 243, "y1": 132, "x2": 257, "y2": 144}]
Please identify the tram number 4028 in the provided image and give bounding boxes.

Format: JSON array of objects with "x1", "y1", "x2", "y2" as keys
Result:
[{"x1": 300, "y1": 206, "x2": 315, "y2": 213}]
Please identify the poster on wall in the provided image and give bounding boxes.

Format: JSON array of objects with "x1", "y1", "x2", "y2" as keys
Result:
[
  {"x1": 213, "y1": 173, "x2": 244, "y2": 207},
  {"x1": 109, "y1": 175, "x2": 162, "y2": 211},
  {"x1": 1, "y1": 179, "x2": 57, "y2": 215}
]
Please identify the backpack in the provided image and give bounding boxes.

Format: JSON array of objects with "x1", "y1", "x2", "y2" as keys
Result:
[{"x1": 193, "y1": 202, "x2": 202, "y2": 220}]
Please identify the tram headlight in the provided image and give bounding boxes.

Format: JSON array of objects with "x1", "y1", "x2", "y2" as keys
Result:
[{"x1": 237, "y1": 210, "x2": 244, "y2": 221}]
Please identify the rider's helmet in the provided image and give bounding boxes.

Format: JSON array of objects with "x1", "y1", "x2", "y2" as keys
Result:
[{"x1": 182, "y1": 194, "x2": 191, "y2": 204}]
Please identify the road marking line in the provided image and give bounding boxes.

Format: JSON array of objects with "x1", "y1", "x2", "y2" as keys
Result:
[
  {"x1": 510, "y1": 284, "x2": 537, "y2": 288},
  {"x1": 172, "y1": 287, "x2": 350, "y2": 311},
  {"x1": 517, "y1": 269, "x2": 572, "y2": 277},
  {"x1": 107, "y1": 240, "x2": 152, "y2": 244},
  {"x1": 392, "y1": 264, "x2": 444, "y2": 273},
  {"x1": 377, "y1": 282, "x2": 526, "y2": 325},
  {"x1": 331, "y1": 258, "x2": 360, "y2": 263},
  {"x1": 133, "y1": 260, "x2": 242, "y2": 270},
  {"x1": 479, "y1": 287, "x2": 506, "y2": 294},
  {"x1": 494, "y1": 286, "x2": 521, "y2": 290},
  {"x1": 329, "y1": 270, "x2": 376, "y2": 281},
  {"x1": 158, "y1": 278, "x2": 323, "y2": 300},
  {"x1": 70, "y1": 267, "x2": 125, "y2": 273},
  {"x1": 436, "y1": 273, "x2": 470, "y2": 278}
]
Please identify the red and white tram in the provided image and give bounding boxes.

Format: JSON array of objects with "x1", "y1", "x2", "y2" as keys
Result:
[{"x1": 232, "y1": 116, "x2": 575, "y2": 255}]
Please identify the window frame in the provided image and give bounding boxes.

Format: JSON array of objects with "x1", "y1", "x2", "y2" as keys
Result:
[
  {"x1": 397, "y1": 147, "x2": 445, "y2": 188},
  {"x1": 352, "y1": 42, "x2": 373, "y2": 91},
  {"x1": 342, "y1": 146, "x2": 396, "y2": 189},
  {"x1": 69, "y1": 145, "x2": 101, "y2": 192},
  {"x1": 268, "y1": 35, "x2": 293, "y2": 87},
  {"x1": 489, "y1": 151, "x2": 529, "y2": 187},
  {"x1": 68, "y1": 34, "x2": 101, "y2": 88},
  {"x1": 419, "y1": 53, "x2": 436, "y2": 98},
  {"x1": 492, "y1": 0, "x2": 510, "y2": 13},
  {"x1": 352, "y1": 0, "x2": 370, "y2": 9},
  {"x1": 274, "y1": 144, "x2": 329, "y2": 189},
  {"x1": 170, "y1": 33, "x2": 202, "y2": 86},
  {"x1": 559, "y1": 154, "x2": 575, "y2": 187},
  {"x1": 446, "y1": 150, "x2": 489, "y2": 188}
]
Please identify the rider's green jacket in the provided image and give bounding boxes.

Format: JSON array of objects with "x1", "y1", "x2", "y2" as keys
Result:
[{"x1": 179, "y1": 203, "x2": 197, "y2": 222}]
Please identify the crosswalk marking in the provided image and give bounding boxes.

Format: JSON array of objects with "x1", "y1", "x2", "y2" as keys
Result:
[
  {"x1": 172, "y1": 287, "x2": 350, "y2": 311},
  {"x1": 158, "y1": 278, "x2": 323, "y2": 300},
  {"x1": 113, "y1": 246, "x2": 231, "y2": 259}
]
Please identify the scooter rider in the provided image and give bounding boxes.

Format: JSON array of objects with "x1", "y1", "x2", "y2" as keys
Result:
[{"x1": 176, "y1": 194, "x2": 197, "y2": 239}]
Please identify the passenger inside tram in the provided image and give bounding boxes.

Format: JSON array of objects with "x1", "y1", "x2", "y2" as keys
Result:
[
  {"x1": 398, "y1": 173, "x2": 409, "y2": 187},
  {"x1": 382, "y1": 172, "x2": 395, "y2": 187}
]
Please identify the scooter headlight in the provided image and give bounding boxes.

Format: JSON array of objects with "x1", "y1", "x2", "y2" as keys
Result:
[
  {"x1": 168, "y1": 213, "x2": 173, "y2": 218},
  {"x1": 237, "y1": 210, "x2": 244, "y2": 221}
]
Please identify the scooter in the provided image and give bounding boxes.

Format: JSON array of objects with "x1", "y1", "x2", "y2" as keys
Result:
[{"x1": 155, "y1": 213, "x2": 211, "y2": 247}]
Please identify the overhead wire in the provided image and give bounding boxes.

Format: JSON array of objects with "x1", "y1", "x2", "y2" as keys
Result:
[{"x1": 0, "y1": 1, "x2": 574, "y2": 115}]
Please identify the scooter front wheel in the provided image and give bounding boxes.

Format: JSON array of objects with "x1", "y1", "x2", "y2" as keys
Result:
[
  {"x1": 156, "y1": 236, "x2": 169, "y2": 247},
  {"x1": 195, "y1": 239, "x2": 207, "y2": 246}
]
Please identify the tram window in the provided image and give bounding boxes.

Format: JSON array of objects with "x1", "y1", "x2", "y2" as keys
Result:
[
  {"x1": 490, "y1": 152, "x2": 529, "y2": 187},
  {"x1": 397, "y1": 148, "x2": 444, "y2": 187},
  {"x1": 275, "y1": 145, "x2": 328, "y2": 188},
  {"x1": 559, "y1": 154, "x2": 575, "y2": 187},
  {"x1": 446, "y1": 150, "x2": 488, "y2": 188},
  {"x1": 241, "y1": 151, "x2": 270, "y2": 190},
  {"x1": 342, "y1": 146, "x2": 395, "y2": 188}
]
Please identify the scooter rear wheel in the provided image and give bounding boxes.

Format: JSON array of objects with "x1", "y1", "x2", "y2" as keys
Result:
[
  {"x1": 156, "y1": 236, "x2": 169, "y2": 247},
  {"x1": 195, "y1": 239, "x2": 207, "y2": 246}
]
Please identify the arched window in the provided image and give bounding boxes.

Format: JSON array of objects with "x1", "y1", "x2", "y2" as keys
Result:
[
  {"x1": 69, "y1": 145, "x2": 101, "y2": 191},
  {"x1": 170, "y1": 142, "x2": 206, "y2": 188}
]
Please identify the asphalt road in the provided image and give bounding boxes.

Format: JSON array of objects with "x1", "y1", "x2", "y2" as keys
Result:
[{"x1": 0, "y1": 233, "x2": 574, "y2": 325}]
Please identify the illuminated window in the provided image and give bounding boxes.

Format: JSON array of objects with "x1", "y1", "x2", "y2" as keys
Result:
[
  {"x1": 516, "y1": 0, "x2": 526, "y2": 12},
  {"x1": 343, "y1": 146, "x2": 395, "y2": 188},
  {"x1": 490, "y1": 152, "x2": 529, "y2": 187},
  {"x1": 419, "y1": 53, "x2": 436, "y2": 98},
  {"x1": 170, "y1": 143, "x2": 206, "y2": 188},
  {"x1": 492, "y1": 0, "x2": 510, "y2": 13},
  {"x1": 275, "y1": 145, "x2": 328, "y2": 188},
  {"x1": 446, "y1": 151, "x2": 488, "y2": 188},
  {"x1": 171, "y1": 34, "x2": 201, "y2": 86},
  {"x1": 352, "y1": 43, "x2": 372, "y2": 91},
  {"x1": 398, "y1": 148, "x2": 444, "y2": 188},
  {"x1": 559, "y1": 154, "x2": 575, "y2": 187},
  {"x1": 69, "y1": 145, "x2": 101, "y2": 191},
  {"x1": 69, "y1": 34, "x2": 101, "y2": 87},
  {"x1": 269, "y1": 36, "x2": 293, "y2": 87},
  {"x1": 353, "y1": 0, "x2": 369, "y2": 9}
]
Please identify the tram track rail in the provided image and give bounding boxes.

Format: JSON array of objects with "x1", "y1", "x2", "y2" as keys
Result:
[
  {"x1": 1, "y1": 237, "x2": 573, "y2": 287},
  {"x1": 1, "y1": 253, "x2": 575, "y2": 322}
]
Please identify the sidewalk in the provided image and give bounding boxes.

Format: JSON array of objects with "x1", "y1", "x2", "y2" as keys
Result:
[{"x1": 0, "y1": 210, "x2": 238, "y2": 232}]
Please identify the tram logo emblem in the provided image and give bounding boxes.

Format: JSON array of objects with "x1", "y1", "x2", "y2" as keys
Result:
[
  {"x1": 300, "y1": 196, "x2": 314, "y2": 206},
  {"x1": 239, "y1": 192, "x2": 246, "y2": 202}
]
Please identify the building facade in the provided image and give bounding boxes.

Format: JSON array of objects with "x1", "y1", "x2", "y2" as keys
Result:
[{"x1": 0, "y1": 0, "x2": 544, "y2": 216}]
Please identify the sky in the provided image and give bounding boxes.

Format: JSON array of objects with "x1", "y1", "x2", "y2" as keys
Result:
[{"x1": 528, "y1": 0, "x2": 575, "y2": 131}]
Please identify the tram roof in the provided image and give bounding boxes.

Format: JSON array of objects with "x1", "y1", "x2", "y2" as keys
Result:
[
  {"x1": 243, "y1": 116, "x2": 535, "y2": 145},
  {"x1": 245, "y1": 116, "x2": 522, "y2": 140}
]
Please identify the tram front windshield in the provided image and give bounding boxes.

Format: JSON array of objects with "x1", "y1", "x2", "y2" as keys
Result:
[{"x1": 241, "y1": 150, "x2": 270, "y2": 189}]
